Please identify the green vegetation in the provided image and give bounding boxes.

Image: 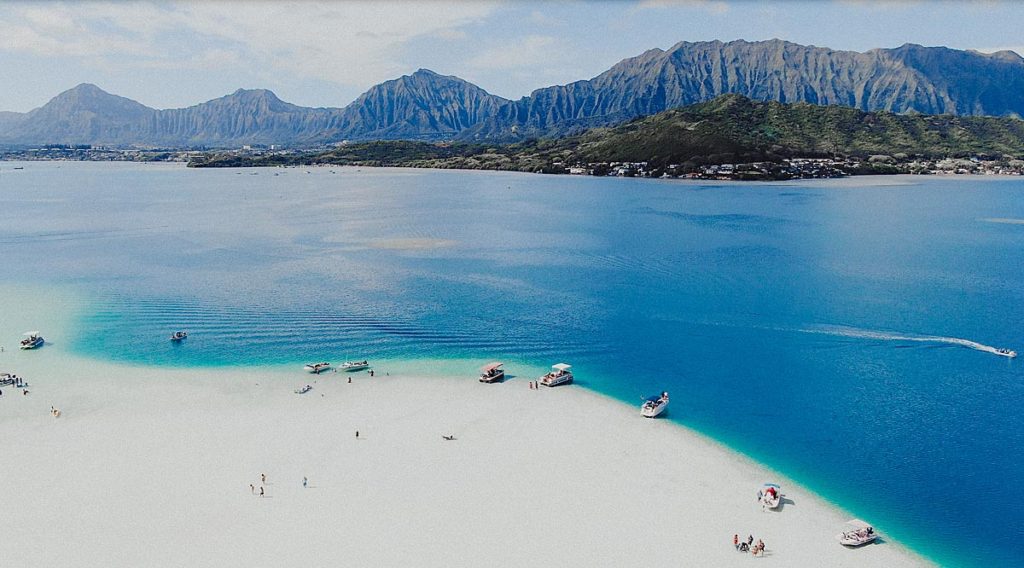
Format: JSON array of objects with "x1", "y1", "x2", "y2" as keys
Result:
[{"x1": 189, "y1": 95, "x2": 1024, "y2": 173}]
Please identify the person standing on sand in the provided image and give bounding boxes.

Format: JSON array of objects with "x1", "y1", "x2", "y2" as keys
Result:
[
  {"x1": 356, "y1": 430, "x2": 359, "y2": 439},
  {"x1": 733, "y1": 534, "x2": 739, "y2": 550},
  {"x1": 303, "y1": 476, "x2": 307, "y2": 488},
  {"x1": 250, "y1": 484, "x2": 255, "y2": 495},
  {"x1": 260, "y1": 486, "x2": 264, "y2": 497},
  {"x1": 261, "y1": 473, "x2": 266, "y2": 485}
]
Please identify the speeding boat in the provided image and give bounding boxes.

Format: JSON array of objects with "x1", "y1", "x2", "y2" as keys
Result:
[
  {"x1": 995, "y1": 347, "x2": 1017, "y2": 358},
  {"x1": 641, "y1": 391, "x2": 669, "y2": 418},
  {"x1": 539, "y1": 363, "x2": 573, "y2": 387},
  {"x1": 19, "y1": 331, "x2": 44, "y2": 350},
  {"x1": 758, "y1": 483, "x2": 782, "y2": 510},
  {"x1": 342, "y1": 360, "x2": 370, "y2": 372},
  {"x1": 294, "y1": 384, "x2": 313, "y2": 395},
  {"x1": 304, "y1": 362, "x2": 331, "y2": 374},
  {"x1": 169, "y1": 331, "x2": 188, "y2": 342},
  {"x1": 479, "y1": 362, "x2": 505, "y2": 383},
  {"x1": 836, "y1": 519, "x2": 877, "y2": 547}
]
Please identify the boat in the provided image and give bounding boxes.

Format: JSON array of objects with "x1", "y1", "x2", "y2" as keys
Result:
[
  {"x1": 342, "y1": 360, "x2": 370, "y2": 372},
  {"x1": 641, "y1": 391, "x2": 669, "y2": 418},
  {"x1": 169, "y1": 331, "x2": 188, "y2": 342},
  {"x1": 303, "y1": 362, "x2": 331, "y2": 374},
  {"x1": 294, "y1": 384, "x2": 313, "y2": 395},
  {"x1": 539, "y1": 363, "x2": 573, "y2": 387},
  {"x1": 758, "y1": 483, "x2": 782, "y2": 510},
  {"x1": 995, "y1": 347, "x2": 1017, "y2": 358},
  {"x1": 836, "y1": 519, "x2": 878, "y2": 547},
  {"x1": 479, "y1": 362, "x2": 505, "y2": 383},
  {"x1": 19, "y1": 331, "x2": 43, "y2": 350}
]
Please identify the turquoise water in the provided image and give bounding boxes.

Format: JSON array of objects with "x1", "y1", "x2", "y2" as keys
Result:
[{"x1": 2, "y1": 162, "x2": 1022, "y2": 566}]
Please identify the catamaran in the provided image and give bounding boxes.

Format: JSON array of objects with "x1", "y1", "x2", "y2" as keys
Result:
[
  {"x1": 342, "y1": 360, "x2": 370, "y2": 372},
  {"x1": 758, "y1": 483, "x2": 782, "y2": 510},
  {"x1": 479, "y1": 362, "x2": 505, "y2": 383},
  {"x1": 836, "y1": 519, "x2": 877, "y2": 546},
  {"x1": 641, "y1": 391, "x2": 669, "y2": 417},
  {"x1": 20, "y1": 331, "x2": 44, "y2": 350},
  {"x1": 304, "y1": 362, "x2": 331, "y2": 374},
  {"x1": 539, "y1": 363, "x2": 573, "y2": 387},
  {"x1": 169, "y1": 331, "x2": 188, "y2": 342}
]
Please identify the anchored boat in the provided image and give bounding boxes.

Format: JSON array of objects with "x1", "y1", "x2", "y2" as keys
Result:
[
  {"x1": 641, "y1": 391, "x2": 669, "y2": 418},
  {"x1": 169, "y1": 331, "x2": 188, "y2": 342},
  {"x1": 304, "y1": 362, "x2": 331, "y2": 374},
  {"x1": 342, "y1": 360, "x2": 370, "y2": 372},
  {"x1": 836, "y1": 519, "x2": 877, "y2": 547},
  {"x1": 539, "y1": 363, "x2": 573, "y2": 387},
  {"x1": 479, "y1": 362, "x2": 505, "y2": 383},
  {"x1": 20, "y1": 331, "x2": 44, "y2": 350},
  {"x1": 758, "y1": 483, "x2": 782, "y2": 510}
]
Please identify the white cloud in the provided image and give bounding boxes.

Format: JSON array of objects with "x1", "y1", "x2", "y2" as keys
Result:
[
  {"x1": 635, "y1": 0, "x2": 730, "y2": 14},
  {"x1": 468, "y1": 35, "x2": 561, "y2": 71},
  {"x1": 0, "y1": 1, "x2": 500, "y2": 91}
]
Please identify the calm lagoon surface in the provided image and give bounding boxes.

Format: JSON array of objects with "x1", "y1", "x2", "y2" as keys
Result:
[{"x1": 1, "y1": 162, "x2": 1022, "y2": 566}]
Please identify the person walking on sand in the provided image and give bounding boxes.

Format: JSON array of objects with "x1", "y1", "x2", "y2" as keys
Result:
[
  {"x1": 733, "y1": 534, "x2": 739, "y2": 550},
  {"x1": 348, "y1": 377, "x2": 351, "y2": 384},
  {"x1": 261, "y1": 473, "x2": 266, "y2": 485},
  {"x1": 260, "y1": 486, "x2": 264, "y2": 497},
  {"x1": 250, "y1": 484, "x2": 255, "y2": 495},
  {"x1": 303, "y1": 476, "x2": 308, "y2": 488}
]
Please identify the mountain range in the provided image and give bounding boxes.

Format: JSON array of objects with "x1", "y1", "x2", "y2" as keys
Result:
[{"x1": 2, "y1": 39, "x2": 1024, "y2": 148}]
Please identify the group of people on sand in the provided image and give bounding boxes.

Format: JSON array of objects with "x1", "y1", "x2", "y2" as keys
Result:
[
  {"x1": 250, "y1": 473, "x2": 267, "y2": 497},
  {"x1": 733, "y1": 534, "x2": 766, "y2": 556}
]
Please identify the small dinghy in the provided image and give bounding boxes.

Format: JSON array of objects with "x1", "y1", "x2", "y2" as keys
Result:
[
  {"x1": 836, "y1": 519, "x2": 877, "y2": 547},
  {"x1": 169, "y1": 331, "x2": 188, "y2": 342},
  {"x1": 294, "y1": 384, "x2": 313, "y2": 395},
  {"x1": 758, "y1": 483, "x2": 782, "y2": 510}
]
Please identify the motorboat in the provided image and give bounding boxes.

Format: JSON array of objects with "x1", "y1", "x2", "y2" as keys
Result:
[
  {"x1": 995, "y1": 347, "x2": 1017, "y2": 358},
  {"x1": 19, "y1": 331, "x2": 44, "y2": 350},
  {"x1": 758, "y1": 483, "x2": 782, "y2": 510},
  {"x1": 294, "y1": 384, "x2": 313, "y2": 395},
  {"x1": 479, "y1": 362, "x2": 505, "y2": 383},
  {"x1": 836, "y1": 519, "x2": 877, "y2": 546},
  {"x1": 304, "y1": 362, "x2": 331, "y2": 374},
  {"x1": 342, "y1": 360, "x2": 370, "y2": 372},
  {"x1": 539, "y1": 363, "x2": 573, "y2": 387},
  {"x1": 641, "y1": 391, "x2": 669, "y2": 418},
  {"x1": 169, "y1": 331, "x2": 188, "y2": 342}
]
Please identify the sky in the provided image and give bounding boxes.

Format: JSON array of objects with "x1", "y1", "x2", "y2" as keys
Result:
[{"x1": 1, "y1": 0, "x2": 1024, "y2": 112}]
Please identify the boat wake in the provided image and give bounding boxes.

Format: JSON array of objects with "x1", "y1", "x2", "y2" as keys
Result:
[{"x1": 801, "y1": 325, "x2": 1015, "y2": 358}]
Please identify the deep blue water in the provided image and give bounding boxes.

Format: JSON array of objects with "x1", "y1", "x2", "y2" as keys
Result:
[{"x1": 2, "y1": 162, "x2": 1022, "y2": 566}]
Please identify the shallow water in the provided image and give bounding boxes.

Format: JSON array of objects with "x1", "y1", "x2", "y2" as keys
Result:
[{"x1": 1, "y1": 162, "x2": 1022, "y2": 566}]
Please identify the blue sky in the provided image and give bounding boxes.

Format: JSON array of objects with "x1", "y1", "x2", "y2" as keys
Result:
[{"x1": 1, "y1": 1, "x2": 1023, "y2": 112}]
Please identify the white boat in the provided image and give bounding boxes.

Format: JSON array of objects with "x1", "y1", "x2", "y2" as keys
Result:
[
  {"x1": 19, "y1": 331, "x2": 43, "y2": 350},
  {"x1": 641, "y1": 391, "x2": 669, "y2": 417},
  {"x1": 304, "y1": 362, "x2": 331, "y2": 374},
  {"x1": 836, "y1": 519, "x2": 877, "y2": 546},
  {"x1": 995, "y1": 347, "x2": 1017, "y2": 358},
  {"x1": 342, "y1": 360, "x2": 370, "y2": 372},
  {"x1": 294, "y1": 384, "x2": 313, "y2": 394},
  {"x1": 539, "y1": 363, "x2": 573, "y2": 387},
  {"x1": 479, "y1": 362, "x2": 505, "y2": 383},
  {"x1": 169, "y1": 331, "x2": 188, "y2": 342},
  {"x1": 758, "y1": 483, "x2": 782, "y2": 510}
]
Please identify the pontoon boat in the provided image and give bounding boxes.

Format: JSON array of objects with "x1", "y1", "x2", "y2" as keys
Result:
[
  {"x1": 540, "y1": 363, "x2": 573, "y2": 387},
  {"x1": 479, "y1": 362, "x2": 505, "y2": 383}
]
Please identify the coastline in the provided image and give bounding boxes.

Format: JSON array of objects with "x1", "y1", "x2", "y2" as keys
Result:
[{"x1": 0, "y1": 286, "x2": 930, "y2": 566}]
